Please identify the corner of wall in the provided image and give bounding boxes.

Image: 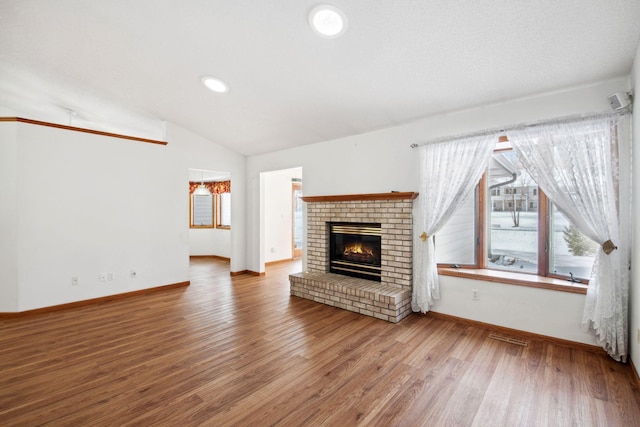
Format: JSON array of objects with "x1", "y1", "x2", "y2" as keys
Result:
[
  {"x1": 0, "y1": 121, "x2": 19, "y2": 311},
  {"x1": 629, "y1": 38, "x2": 640, "y2": 374},
  {"x1": 164, "y1": 120, "x2": 248, "y2": 273}
]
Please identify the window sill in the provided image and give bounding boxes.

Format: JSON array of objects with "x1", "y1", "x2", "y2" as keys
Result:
[{"x1": 438, "y1": 267, "x2": 588, "y2": 295}]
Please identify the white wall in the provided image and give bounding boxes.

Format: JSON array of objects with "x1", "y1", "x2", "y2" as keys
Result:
[
  {"x1": 433, "y1": 276, "x2": 595, "y2": 343},
  {"x1": 165, "y1": 122, "x2": 246, "y2": 273},
  {"x1": 9, "y1": 122, "x2": 187, "y2": 311},
  {"x1": 0, "y1": 119, "x2": 247, "y2": 312},
  {"x1": 0, "y1": 122, "x2": 19, "y2": 311},
  {"x1": 189, "y1": 228, "x2": 230, "y2": 258},
  {"x1": 630, "y1": 40, "x2": 640, "y2": 370},
  {"x1": 246, "y1": 77, "x2": 630, "y2": 345},
  {"x1": 263, "y1": 167, "x2": 302, "y2": 263}
]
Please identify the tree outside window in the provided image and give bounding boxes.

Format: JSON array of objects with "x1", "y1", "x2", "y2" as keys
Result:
[{"x1": 436, "y1": 147, "x2": 595, "y2": 282}]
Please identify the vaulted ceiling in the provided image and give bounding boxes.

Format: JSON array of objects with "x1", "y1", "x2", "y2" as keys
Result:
[{"x1": 1, "y1": 1, "x2": 639, "y2": 156}]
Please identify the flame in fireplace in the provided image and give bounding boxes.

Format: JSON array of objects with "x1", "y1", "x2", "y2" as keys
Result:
[{"x1": 343, "y1": 243, "x2": 374, "y2": 257}]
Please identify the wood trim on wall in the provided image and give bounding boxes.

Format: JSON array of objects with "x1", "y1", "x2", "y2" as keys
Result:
[
  {"x1": 189, "y1": 255, "x2": 230, "y2": 262},
  {"x1": 0, "y1": 117, "x2": 168, "y2": 146},
  {"x1": 631, "y1": 359, "x2": 640, "y2": 391},
  {"x1": 438, "y1": 267, "x2": 588, "y2": 294},
  {"x1": 425, "y1": 311, "x2": 607, "y2": 356},
  {"x1": 301, "y1": 192, "x2": 418, "y2": 203},
  {"x1": 0, "y1": 281, "x2": 190, "y2": 318},
  {"x1": 477, "y1": 174, "x2": 487, "y2": 268},
  {"x1": 538, "y1": 191, "x2": 550, "y2": 276},
  {"x1": 266, "y1": 258, "x2": 294, "y2": 266},
  {"x1": 230, "y1": 270, "x2": 265, "y2": 277},
  {"x1": 191, "y1": 256, "x2": 239, "y2": 276}
]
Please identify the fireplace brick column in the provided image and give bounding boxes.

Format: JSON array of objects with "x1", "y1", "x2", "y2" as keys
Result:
[{"x1": 291, "y1": 192, "x2": 417, "y2": 322}]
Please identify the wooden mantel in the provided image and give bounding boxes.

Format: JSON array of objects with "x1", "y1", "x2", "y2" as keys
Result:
[{"x1": 301, "y1": 192, "x2": 418, "y2": 203}]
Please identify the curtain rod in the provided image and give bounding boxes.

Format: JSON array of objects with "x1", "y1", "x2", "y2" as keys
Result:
[{"x1": 410, "y1": 109, "x2": 631, "y2": 148}]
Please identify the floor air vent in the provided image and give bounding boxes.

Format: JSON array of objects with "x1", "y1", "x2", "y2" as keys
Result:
[{"x1": 488, "y1": 333, "x2": 529, "y2": 347}]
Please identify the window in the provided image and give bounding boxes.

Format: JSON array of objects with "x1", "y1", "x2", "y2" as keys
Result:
[
  {"x1": 216, "y1": 192, "x2": 231, "y2": 229},
  {"x1": 437, "y1": 148, "x2": 595, "y2": 283},
  {"x1": 488, "y1": 150, "x2": 538, "y2": 273},
  {"x1": 189, "y1": 180, "x2": 231, "y2": 230},
  {"x1": 190, "y1": 193, "x2": 214, "y2": 228},
  {"x1": 435, "y1": 186, "x2": 478, "y2": 266},
  {"x1": 549, "y1": 205, "x2": 596, "y2": 279}
]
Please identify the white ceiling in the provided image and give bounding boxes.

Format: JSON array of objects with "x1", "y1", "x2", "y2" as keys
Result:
[{"x1": 1, "y1": 1, "x2": 639, "y2": 156}]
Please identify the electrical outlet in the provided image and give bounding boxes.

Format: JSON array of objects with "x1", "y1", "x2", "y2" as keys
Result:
[
  {"x1": 71, "y1": 276, "x2": 79, "y2": 286},
  {"x1": 472, "y1": 289, "x2": 479, "y2": 301},
  {"x1": 130, "y1": 269, "x2": 137, "y2": 278},
  {"x1": 99, "y1": 273, "x2": 107, "y2": 282},
  {"x1": 107, "y1": 272, "x2": 115, "y2": 281}
]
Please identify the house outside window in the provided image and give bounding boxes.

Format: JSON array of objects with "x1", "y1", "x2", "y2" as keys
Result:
[{"x1": 435, "y1": 148, "x2": 595, "y2": 282}]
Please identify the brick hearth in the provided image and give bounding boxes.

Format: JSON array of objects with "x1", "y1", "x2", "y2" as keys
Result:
[{"x1": 289, "y1": 192, "x2": 417, "y2": 322}]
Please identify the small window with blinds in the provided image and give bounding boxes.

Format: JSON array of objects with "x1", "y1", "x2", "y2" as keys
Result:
[{"x1": 190, "y1": 193, "x2": 214, "y2": 228}]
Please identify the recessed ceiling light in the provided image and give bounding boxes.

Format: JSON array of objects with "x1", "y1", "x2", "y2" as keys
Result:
[
  {"x1": 309, "y1": 5, "x2": 348, "y2": 39},
  {"x1": 201, "y1": 76, "x2": 229, "y2": 93}
]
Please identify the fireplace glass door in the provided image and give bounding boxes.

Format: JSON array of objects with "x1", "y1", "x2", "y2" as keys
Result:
[{"x1": 329, "y1": 222, "x2": 382, "y2": 281}]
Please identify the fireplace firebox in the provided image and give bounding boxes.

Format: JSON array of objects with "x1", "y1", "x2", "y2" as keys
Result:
[{"x1": 329, "y1": 222, "x2": 382, "y2": 281}]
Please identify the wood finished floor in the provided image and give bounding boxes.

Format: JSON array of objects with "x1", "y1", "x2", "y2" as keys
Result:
[{"x1": 1, "y1": 257, "x2": 639, "y2": 426}]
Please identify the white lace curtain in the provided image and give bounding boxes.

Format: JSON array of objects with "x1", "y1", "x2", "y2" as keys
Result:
[
  {"x1": 509, "y1": 114, "x2": 631, "y2": 362},
  {"x1": 412, "y1": 134, "x2": 496, "y2": 313}
]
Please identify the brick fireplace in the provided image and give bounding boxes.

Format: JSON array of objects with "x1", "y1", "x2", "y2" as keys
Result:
[{"x1": 289, "y1": 192, "x2": 417, "y2": 322}]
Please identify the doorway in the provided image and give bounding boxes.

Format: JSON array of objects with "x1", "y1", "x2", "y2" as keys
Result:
[
  {"x1": 292, "y1": 181, "x2": 303, "y2": 258},
  {"x1": 262, "y1": 167, "x2": 302, "y2": 264},
  {"x1": 188, "y1": 168, "x2": 232, "y2": 258}
]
